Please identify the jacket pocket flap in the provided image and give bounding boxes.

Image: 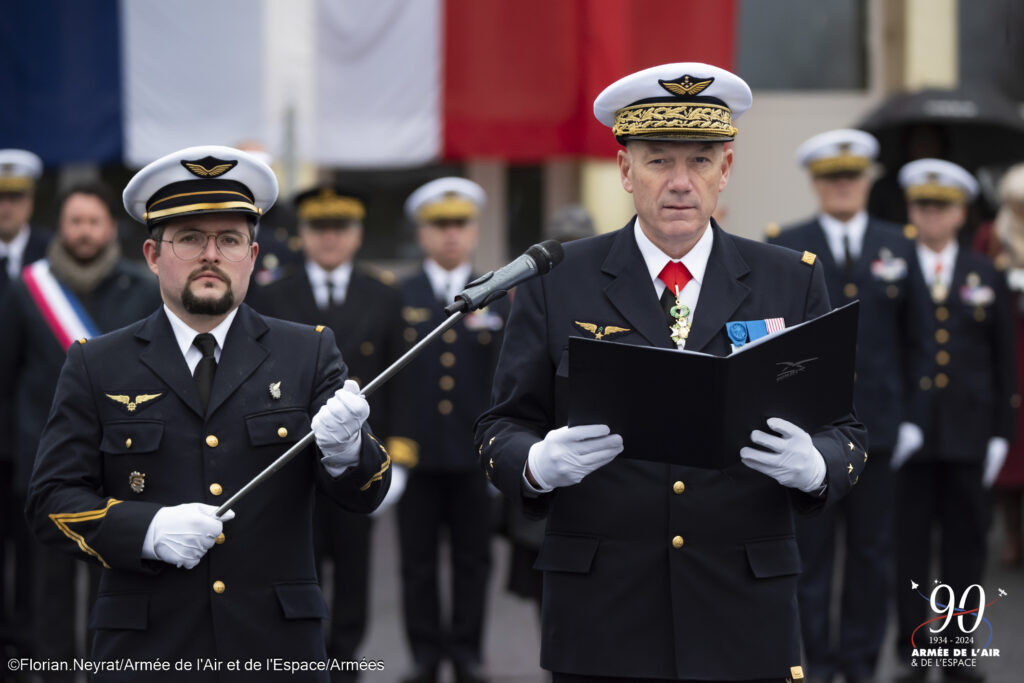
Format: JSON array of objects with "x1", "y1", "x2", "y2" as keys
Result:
[
  {"x1": 534, "y1": 533, "x2": 599, "y2": 573},
  {"x1": 89, "y1": 593, "x2": 148, "y2": 630},
  {"x1": 745, "y1": 537, "x2": 801, "y2": 578},
  {"x1": 274, "y1": 582, "x2": 329, "y2": 620},
  {"x1": 101, "y1": 421, "x2": 164, "y2": 454},
  {"x1": 245, "y1": 409, "x2": 311, "y2": 447}
]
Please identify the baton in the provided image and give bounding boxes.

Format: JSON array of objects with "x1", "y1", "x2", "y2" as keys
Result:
[{"x1": 215, "y1": 310, "x2": 465, "y2": 517}]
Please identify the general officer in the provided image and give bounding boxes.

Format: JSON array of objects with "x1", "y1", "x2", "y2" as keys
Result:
[
  {"x1": 891, "y1": 159, "x2": 1016, "y2": 683},
  {"x1": 251, "y1": 184, "x2": 405, "y2": 682},
  {"x1": 0, "y1": 149, "x2": 51, "y2": 655},
  {"x1": 0, "y1": 181, "x2": 160, "y2": 676},
  {"x1": 25, "y1": 145, "x2": 391, "y2": 682},
  {"x1": 767, "y1": 129, "x2": 934, "y2": 683},
  {"x1": 389, "y1": 177, "x2": 508, "y2": 683},
  {"x1": 476, "y1": 63, "x2": 868, "y2": 682}
]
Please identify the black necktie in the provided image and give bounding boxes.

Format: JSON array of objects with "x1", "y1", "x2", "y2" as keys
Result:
[
  {"x1": 842, "y1": 232, "x2": 854, "y2": 278},
  {"x1": 193, "y1": 333, "x2": 217, "y2": 412},
  {"x1": 326, "y1": 280, "x2": 337, "y2": 310},
  {"x1": 0, "y1": 256, "x2": 8, "y2": 285}
]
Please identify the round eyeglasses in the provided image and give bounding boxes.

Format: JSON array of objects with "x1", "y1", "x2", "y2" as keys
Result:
[{"x1": 158, "y1": 229, "x2": 252, "y2": 262}]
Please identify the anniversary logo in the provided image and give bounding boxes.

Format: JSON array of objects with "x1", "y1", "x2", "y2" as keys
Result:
[{"x1": 904, "y1": 580, "x2": 1008, "y2": 672}]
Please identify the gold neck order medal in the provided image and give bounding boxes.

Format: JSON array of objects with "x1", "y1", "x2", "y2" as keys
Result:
[{"x1": 668, "y1": 286, "x2": 691, "y2": 349}]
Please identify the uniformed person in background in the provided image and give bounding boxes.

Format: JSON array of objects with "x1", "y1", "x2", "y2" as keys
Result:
[
  {"x1": 250, "y1": 184, "x2": 405, "y2": 682},
  {"x1": 891, "y1": 159, "x2": 1016, "y2": 683},
  {"x1": 25, "y1": 145, "x2": 390, "y2": 681},
  {"x1": 0, "y1": 148, "x2": 51, "y2": 658},
  {"x1": 389, "y1": 177, "x2": 508, "y2": 683},
  {"x1": 767, "y1": 129, "x2": 934, "y2": 683},
  {"x1": 476, "y1": 62, "x2": 867, "y2": 682},
  {"x1": 0, "y1": 181, "x2": 160, "y2": 677}
]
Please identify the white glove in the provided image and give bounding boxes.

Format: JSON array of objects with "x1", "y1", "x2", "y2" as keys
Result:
[
  {"x1": 740, "y1": 417, "x2": 826, "y2": 493},
  {"x1": 526, "y1": 424, "x2": 623, "y2": 493},
  {"x1": 142, "y1": 503, "x2": 235, "y2": 569},
  {"x1": 891, "y1": 422, "x2": 924, "y2": 470},
  {"x1": 312, "y1": 379, "x2": 370, "y2": 477},
  {"x1": 370, "y1": 464, "x2": 408, "y2": 517},
  {"x1": 983, "y1": 437, "x2": 1009, "y2": 488}
]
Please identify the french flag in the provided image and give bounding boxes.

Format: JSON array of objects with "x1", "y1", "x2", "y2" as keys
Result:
[{"x1": 2, "y1": 0, "x2": 736, "y2": 168}]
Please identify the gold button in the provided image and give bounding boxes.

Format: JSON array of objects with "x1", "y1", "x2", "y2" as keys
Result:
[
  {"x1": 360, "y1": 341, "x2": 374, "y2": 356},
  {"x1": 974, "y1": 308, "x2": 986, "y2": 322},
  {"x1": 125, "y1": 437, "x2": 133, "y2": 449},
  {"x1": 442, "y1": 329, "x2": 458, "y2": 344},
  {"x1": 478, "y1": 331, "x2": 492, "y2": 345},
  {"x1": 671, "y1": 536, "x2": 685, "y2": 549},
  {"x1": 438, "y1": 399, "x2": 453, "y2": 415},
  {"x1": 206, "y1": 435, "x2": 219, "y2": 448},
  {"x1": 404, "y1": 327, "x2": 417, "y2": 343},
  {"x1": 935, "y1": 373, "x2": 949, "y2": 389},
  {"x1": 936, "y1": 306, "x2": 949, "y2": 321},
  {"x1": 440, "y1": 352, "x2": 456, "y2": 367},
  {"x1": 672, "y1": 481, "x2": 685, "y2": 494},
  {"x1": 919, "y1": 376, "x2": 933, "y2": 391},
  {"x1": 277, "y1": 427, "x2": 288, "y2": 438},
  {"x1": 935, "y1": 328, "x2": 949, "y2": 344},
  {"x1": 886, "y1": 284, "x2": 899, "y2": 299},
  {"x1": 439, "y1": 375, "x2": 455, "y2": 391},
  {"x1": 843, "y1": 283, "x2": 858, "y2": 299},
  {"x1": 936, "y1": 350, "x2": 950, "y2": 366},
  {"x1": 209, "y1": 483, "x2": 223, "y2": 496},
  {"x1": 215, "y1": 533, "x2": 225, "y2": 545},
  {"x1": 212, "y1": 580, "x2": 226, "y2": 594}
]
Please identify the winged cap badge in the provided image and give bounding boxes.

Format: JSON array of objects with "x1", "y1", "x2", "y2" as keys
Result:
[
  {"x1": 658, "y1": 75, "x2": 714, "y2": 98},
  {"x1": 106, "y1": 393, "x2": 163, "y2": 412},
  {"x1": 180, "y1": 156, "x2": 238, "y2": 178}
]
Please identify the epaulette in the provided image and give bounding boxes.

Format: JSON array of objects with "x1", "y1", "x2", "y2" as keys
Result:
[
  {"x1": 315, "y1": 325, "x2": 325, "y2": 333},
  {"x1": 801, "y1": 251, "x2": 817, "y2": 266}
]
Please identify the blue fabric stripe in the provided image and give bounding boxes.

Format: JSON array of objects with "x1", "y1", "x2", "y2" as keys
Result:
[
  {"x1": 56, "y1": 278, "x2": 101, "y2": 338},
  {"x1": 0, "y1": 0, "x2": 122, "y2": 163}
]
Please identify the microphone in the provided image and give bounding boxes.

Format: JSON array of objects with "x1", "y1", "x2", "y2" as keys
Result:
[{"x1": 445, "y1": 240, "x2": 565, "y2": 314}]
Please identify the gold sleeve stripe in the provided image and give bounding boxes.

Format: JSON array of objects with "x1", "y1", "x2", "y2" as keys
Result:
[
  {"x1": 385, "y1": 436, "x2": 419, "y2": 467},
  {"x1": 48, "y1": 498, "x2": 123, "y2": 569},
  {"x1": 359, "y1": 451, "x2": 391, "y2": 492}
]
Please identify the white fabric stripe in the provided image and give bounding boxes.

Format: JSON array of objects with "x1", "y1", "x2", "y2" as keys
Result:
[
  {"x1": 28, "y1": 262, "x2": 94, "y2": 344},
  {"x1": 313, "y1": 0, "x2": 441, "y2": 167},
  {"x1": 121, "y1": 0, "x2": 266, "y2": 167}
]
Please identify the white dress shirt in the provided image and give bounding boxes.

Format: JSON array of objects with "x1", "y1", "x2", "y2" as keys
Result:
[
  {"x1": 916, "y1": 241, "x2": 958, "y2": 290},
  {"x1": 305, "y1": 261, "x2": 353, "y2": 310},
  {"x1": 0, "y1": 225, "x2": 31, "y2": 278},
  {"x1": 164, "y1": 305, "x2": 238, "y2": 374},
  {"x1": 818, "y1": 211, "x2": 868, "y2": 265},
  {"x1": 633, "y1": 219, "x2": 714, "y2": 329},
  {"x1": 423, "y1": 258, "x2": 472, "y2": 306}
]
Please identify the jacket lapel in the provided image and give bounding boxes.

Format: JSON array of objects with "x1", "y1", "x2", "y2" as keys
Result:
[
  {"x1": 137, "y1": 309, "x2": 204, "y2": 418},
  {"x1": 601, "y1": 223, "x2": 674, "y2": 348},
  {"x1": 206, "y1": 304, "x2": 270, "y2": 417},
  {"x1": 687, "y1": 223, "x2": 751, "y2": 353}
]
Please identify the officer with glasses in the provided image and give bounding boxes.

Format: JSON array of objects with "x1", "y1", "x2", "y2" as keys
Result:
[{"x1": 26, "y1": 145, "x2": 391, "y2": 681}]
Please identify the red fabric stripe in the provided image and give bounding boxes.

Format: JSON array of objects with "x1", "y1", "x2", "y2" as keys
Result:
[
  {"x1": 442, "y1": 0, "x2": 737, "y2": 161},
  {"x1": 765, "y1": 318, "x2": 786, "y2": 334},
  {"x1": 22, "y1": 265, "x2": 75, "y2": 350}
]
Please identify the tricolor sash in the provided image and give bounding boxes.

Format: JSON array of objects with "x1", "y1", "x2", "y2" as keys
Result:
[{"x1": 22, "y1": 260, "x2": 101, "y2": 350}]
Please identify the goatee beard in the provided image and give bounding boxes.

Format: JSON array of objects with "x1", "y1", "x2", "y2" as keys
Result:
[{"x1": 182, "y1": 284, "x2": 234, "y2": 316}]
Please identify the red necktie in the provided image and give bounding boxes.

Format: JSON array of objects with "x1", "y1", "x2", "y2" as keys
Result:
[{"x1": 658, "y1": 261, "x2": 692, "y2": 297}]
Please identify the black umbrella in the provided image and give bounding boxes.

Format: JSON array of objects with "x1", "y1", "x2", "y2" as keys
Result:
[{"x1": 858, "y1": 87, "x2": 1024, "y2": 172}]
